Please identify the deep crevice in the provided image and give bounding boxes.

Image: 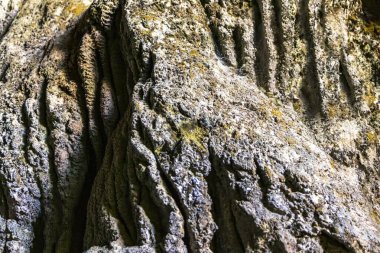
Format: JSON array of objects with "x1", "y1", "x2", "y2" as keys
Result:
[
  {"x1": 0, "y1": 63, "x2": 10, "y2": 82},
  {"x1": 93, "y1": 38, "x2": 108, "y2": 159},
  {"x1": 31, "y1": 215, "x2": 44, "y2": 253},
  {"x1": 272, "y1": 0, "x2": 286, "y2": 87},
  {"x1": 64, "y1": 26, "x2": 100, "y2": 252},
  {"x1": 41, "y1": 75, "x2": 64, "y2": 252},
  {"x1": 206, "y1": 145, "x2": 245, "y2": 253},
  {"x1": 109, "y1": 51, "x2": 138, "y2": 249},
  {"x1": 233, "y1": 27, "x2": 245, "y2": 72},
  {"x1": 69, "y1": 78, "x2": 98, "y2": 253},
  {"x1": 253, "y1": 0, "x2": 271, "y2": 90},
  {"x1": 101, "y1": 97, "x2": 138, "y2": 248},
  {"x1": 101, "y1": 41, "x2": 121, "y2": 137},
  {"x1": 320, "y1": 232, "x2": 354, "y2": 253},
  {"x1": 198, "y1": 0, "x2": 231, "y2": 65},
  {"x1": 299, "y1": 0, "x2": 325, "y2": 118},
  {"x1": 0, "y1": 11, "x2": 18, "y2": 41},
  {"x1": 253, "y1": 157, "x2": 285, "y2": 215},
  {"x1": 134, "y1": 119, "x2": 191, "y2": 252},
  {"x1": 108, "y1": 6, "x2": 130, "y2": 116},
  {"x1": 111, "y1": 165, "x2": 134, "y2": 245},
  {"x1": 142, "y1": 136, "x2": 193, "y2": 252},
  {"x1": 157, "y1": 160, "x2": 192, "y2": 252},
  {"x1": 362, "y1": 0, "x2": 380, "y2": 22},
  {"x1": 339, "y1": 60, "x2": 356, "y2": 108},
  {"x1": 0, "y1": 0, "x2": 28, "y2": 40},
  {"x1": 231, "y1": 205, "x2": 247, "y2": 252},
  {"x1": 0, "y1": 175, "x2": 9, "y2": 219}
]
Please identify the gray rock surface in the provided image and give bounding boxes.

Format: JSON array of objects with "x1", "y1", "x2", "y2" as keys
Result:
[{"x1": 0, "y1": 0, "x2": 380, "y2": 252}]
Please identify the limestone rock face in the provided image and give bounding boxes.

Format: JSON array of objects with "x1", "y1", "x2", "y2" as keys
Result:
[{"x1": 0, "y1": 0, "x2": 380, "y2": 252}]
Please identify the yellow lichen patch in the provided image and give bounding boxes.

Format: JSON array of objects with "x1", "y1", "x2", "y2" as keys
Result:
[
  {"x1": 326, "y1": 102, "x2": 352, "y2": 119},
  {"x1": 141, "y1": 14, "x2": 158, "y2": 22},
  {"x1": 327, "y1": 104, "x2": 338, "y2": 118},
  {"x1": 264, "y1": 166, "x2": 273, "y2": 180},
  {"x1": 329, "y1": 159, "x2": 336, "y2": 169},
  {"x1": 179, "y1": 122, "x2": 207, "y2": 151},
  {"x1": 154, "y1": 145, "x2": 163, "y2": 156},
  {"x1": 189, "y1": 49, "x2": 200, "y2": 58},
  {"x1": 370, "y1": 210, "x2": 380, "y2": 224},
  {"x1": 366, "y1": 130, "x2": 378, "y2": 144},
  {"x1": 364, "y1": 21, "x2": 380, "y2": 35},
  {"x1": 293, "y1": 101, "x2": 302, "y2": 113},
  {"x1": 363, "y1": 91, "x2": 377, "y2": 107},
  {"x1": 271, "y1": 108, "x2": 283, "y2": 119},
  {"x1": 140, "y1": 29, "x2": 153, "y2": 36},
  {"x1": 66, "y1": 0, "x2": 90, "y2": 17}
]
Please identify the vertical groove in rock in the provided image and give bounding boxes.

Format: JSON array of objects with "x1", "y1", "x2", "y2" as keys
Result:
[
  {"x1": 339, "y1": 59, "x2": 356, "y2": 108},
  {"x1": 254, "y1": 0, "x2": 279, "y2": 91},
  {"x1": 0, "y1": 63, "x2": 9, "y2": 82},
  {"x1": 206, "y1": 147, "x2": 245, "y2": 253},
  {"x1": 232, "y1": 27, "x2": 244, "y2": 72},
  {"x1": 271, "y1": 0, "x2": 286, "y2": 87},
  {"x1": 78, "y1": 31, "x2": 104, "y2": 165},
  {"x1": 299, "y1": 0, "x2": 325, "y2": 117},
  {"x1": 0, "y1": 178, "x2": 9, "y2": 220},
  {"x1": 253, "y1": 0, "x2": 267, "y2": 90},
  {"x1": 41, "y1": 76, "x2": 63, "y2": 253}
]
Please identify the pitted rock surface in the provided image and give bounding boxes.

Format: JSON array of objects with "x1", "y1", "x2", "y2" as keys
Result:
[{"x1": 0, "y1": 0, "x2": 380, "y2": 252}]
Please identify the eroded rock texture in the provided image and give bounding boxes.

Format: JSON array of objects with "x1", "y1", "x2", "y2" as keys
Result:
[{"x1": 1, "y1": 0, "x2": 380, "y2": 252}]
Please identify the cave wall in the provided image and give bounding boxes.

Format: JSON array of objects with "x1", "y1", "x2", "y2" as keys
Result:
[{"x1": 0, "y1": 0, "x2": 380, "y2": 252}]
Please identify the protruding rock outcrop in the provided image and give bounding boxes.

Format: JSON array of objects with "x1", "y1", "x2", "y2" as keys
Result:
[{"x1": 0, "y1": 0, "x2": 380, "y2": 252}]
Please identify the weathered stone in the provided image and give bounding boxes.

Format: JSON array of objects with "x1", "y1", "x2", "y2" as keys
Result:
[{"x1": 0, "y1": 0, "x2": 380, "y2": 252}]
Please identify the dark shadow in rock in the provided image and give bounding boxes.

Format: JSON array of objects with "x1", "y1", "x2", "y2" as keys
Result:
[
  {"x1": 362, "y1": 0, "x2": 380, "y2": 22},
  {"x1": 319, "y1": 233, "x2": 353, "y2": 253}
]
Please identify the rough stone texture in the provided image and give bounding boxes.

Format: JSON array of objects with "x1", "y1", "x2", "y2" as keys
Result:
[{"x1": 0, "y1": 0, "x2": 380, "y2": 252}]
